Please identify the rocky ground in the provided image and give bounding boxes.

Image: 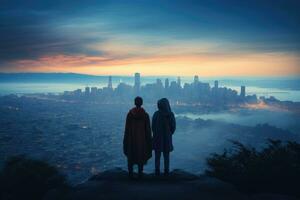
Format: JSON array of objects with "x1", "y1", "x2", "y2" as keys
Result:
[{"x1": 45, "y1": 168, "x2": 299, "y2": 200}]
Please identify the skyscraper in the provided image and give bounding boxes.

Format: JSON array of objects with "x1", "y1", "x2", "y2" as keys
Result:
[
  {"x1": 214, "y1": 80, "x2": 219, "y2": 89},
  {"x1": 194, "y1": 75, "x2": 199, "y2": 83},
  {"x1": 240, "y1": 86, "x2": 246, "y2": 98},
  {"x1": 91, "y1": 87, "x2": 98, "y2": 96},
  {"x1": 108, "y1": 76, "x2": 112, "y2": 89},
  {"x1": 177, "y1": 76, "x2": 181, "y2": 88},
  {"x1": 85, "y1": 86, "x2": 90, "y2": 96},
  {"x1": 165, "y1": 78, "x2": 169, "y2": 89},
  {"x1": 156, "y1": 78, "x2": 162, "y2": 86},
  {"x1": 134, "y1": 72, "x2": 141, "y2": 93},
  {"x1": 74, "y1": 89, "x2": 82, "y2": 96}
]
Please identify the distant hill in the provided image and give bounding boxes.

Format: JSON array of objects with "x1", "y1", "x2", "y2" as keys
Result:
[
  {"x1": 0, "y1": 73, "x2": 299, "y2": 90},
  {"x1": 0, "y1": 73, "x2": 112, "y2": 83},
  {"x1": 217, "y1": 78, "x2": 300, "y2": 90}
]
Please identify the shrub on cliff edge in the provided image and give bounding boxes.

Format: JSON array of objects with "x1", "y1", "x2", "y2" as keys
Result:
[{"x1": 206, "y1": 139, "x2": 300, "y2": 196}]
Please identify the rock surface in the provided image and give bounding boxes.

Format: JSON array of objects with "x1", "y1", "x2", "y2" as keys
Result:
[{"x1": 46, "y1": 168, "x2": 299, "y2": 200}]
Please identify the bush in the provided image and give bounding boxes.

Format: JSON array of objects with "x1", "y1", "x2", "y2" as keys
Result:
[
  {"x1": 206, "y1": 139, "x2": 300, "y2": 196},
  {"x1": 0, "y1": 156, "x2": 69, "y2": 200}
]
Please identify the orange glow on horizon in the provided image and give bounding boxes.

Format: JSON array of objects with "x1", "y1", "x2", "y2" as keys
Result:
[{"x1": 3, "y1": 52, "x2": 300, "y2": 76}]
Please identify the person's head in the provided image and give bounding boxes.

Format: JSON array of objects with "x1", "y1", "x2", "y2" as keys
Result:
[
  {"x1": 134, "y1": 96, "x2": 143, "y2": 108},
  {"x1": 157, "y1": 98, "x2": 171, "y2": 113}
]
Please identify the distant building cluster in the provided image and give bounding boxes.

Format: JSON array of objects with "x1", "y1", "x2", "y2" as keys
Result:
[{"x1": 63, "y1": 73, "x2": 257, "y2": 105}]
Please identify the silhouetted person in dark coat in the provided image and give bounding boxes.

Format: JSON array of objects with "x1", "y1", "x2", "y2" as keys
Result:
[
  {"x1": 152, "y1": 98, "x2": 176, "y2": 175},
  {"x1": 123, "y1": 97, "x2": 152, "y2": 178}
]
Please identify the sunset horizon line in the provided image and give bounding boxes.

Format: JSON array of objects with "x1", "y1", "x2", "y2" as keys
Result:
[{"x1": 1, "y1": 71, "x2": 299, "y2": 78}]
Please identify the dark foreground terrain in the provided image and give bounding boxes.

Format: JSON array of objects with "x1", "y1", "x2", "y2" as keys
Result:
[{"x1": 45, "y1": 168, "x2": 299, "y2": 200}]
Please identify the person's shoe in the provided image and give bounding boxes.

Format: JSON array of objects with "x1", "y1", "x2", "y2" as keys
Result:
[
  {"x1": 155, "y1": 169, "x2": 160, "y2": 176},
  {"x1": 128, "y1": 172, "x2": 134, "y2": 180},
  {"x1": 138, "y1": 172, "x2": 143, "y2": 179},
  {"x1": 164, "y1": 169, "x2": 169, "y2": 176}
]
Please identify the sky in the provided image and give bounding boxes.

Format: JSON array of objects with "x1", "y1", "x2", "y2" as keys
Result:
[{"x1": 0, "y1": 0, "x2": 299, "y2": 76}]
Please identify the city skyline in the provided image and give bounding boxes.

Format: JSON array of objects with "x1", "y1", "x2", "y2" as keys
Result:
[
  {"x1": 63, "y1": 72, "x2": 255, "y2": 107},
  {"x1": 0, "y1": 0, "x2": 299, "y2": 76}
]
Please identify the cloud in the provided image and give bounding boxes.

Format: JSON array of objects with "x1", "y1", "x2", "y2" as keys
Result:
[
  {"x1": 0, "y1": 10, "x2": 108, "y2": 63},
  {"x1": 0, "y1": 0, "x2": 299, "y2": 75}
]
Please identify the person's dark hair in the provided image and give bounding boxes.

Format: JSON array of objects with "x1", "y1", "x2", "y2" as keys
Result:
[{"x1": 134, "y1": 96, "x2": 143, "y2": 107}]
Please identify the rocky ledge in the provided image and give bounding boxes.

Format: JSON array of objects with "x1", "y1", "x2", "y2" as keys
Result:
[{"x1": 45, "y1": 168, "x2": 299, "y2": 200}]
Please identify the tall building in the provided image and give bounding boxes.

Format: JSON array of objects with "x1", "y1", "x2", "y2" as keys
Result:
[
  {"x1": 85, "y1": 86, "x2": 90, "y2": 96},
  {"x1": 240, "y1": 86, "x2": 246, "y2": 98},
  {"x1": 74, "y1": 89, "x2": 82, "y2": 96},
  {"x1": 170, "y1": 81, "x2": 178, "y2": 89},
  {"x1": 177, "y1": 76, "x2": 181, "y2": 87},
  {"x1": 156, "y1": 78, "x2": 162, "y2": 86},
  {"x1": 214, "y1": 80, "x2": 219, "y2": 89},
  {"x1": 134, "y1": 73, "x2": 141, "y2": 93},
  {"x1": 194, "y1": 75, "x2": 199, "y2": 83},
  {"x1": 165, "y1": 78, "x2": 169, "y2": 89},
  {"x1": 91, "y1": 87, "x2": 98, "y2": 95},
  {"x1": 108, "y1": 76, "x2": 112, "y2": 89}
]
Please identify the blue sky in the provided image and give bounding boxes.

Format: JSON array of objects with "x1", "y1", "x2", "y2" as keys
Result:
[{"x1": 0, "y1": 0, "x2": 299, "y2": 75}]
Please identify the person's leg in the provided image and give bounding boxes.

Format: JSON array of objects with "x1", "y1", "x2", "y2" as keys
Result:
[
  {"x1": 127, "y1": 159, "x2": 133, "y2": 178},
  {"x1": 163, "y1": 151, "x2": 170, "y2": 175},
  {"x1": 155, "y1": 151, "x2": 161, "y2": 175},
  {"x1": 138, "y1": 164, "x2": 144, "y2": 178}
]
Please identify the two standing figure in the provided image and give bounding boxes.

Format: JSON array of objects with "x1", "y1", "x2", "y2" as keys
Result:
[{"x1": 123, "y1": 97, "x2": 176, "y2": 178}]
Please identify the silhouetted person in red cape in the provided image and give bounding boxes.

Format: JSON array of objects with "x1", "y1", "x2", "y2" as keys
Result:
[{"x1": 123, "y1": 96, "x2": 152, "y2": 178}]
